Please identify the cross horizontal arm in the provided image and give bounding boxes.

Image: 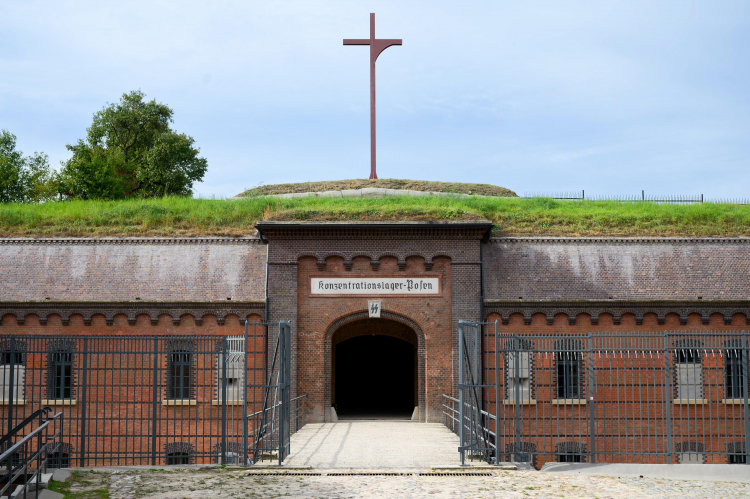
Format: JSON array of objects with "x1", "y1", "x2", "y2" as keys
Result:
[{"x1": 343, "y1": 39, "x2": 371, "y2": 45}]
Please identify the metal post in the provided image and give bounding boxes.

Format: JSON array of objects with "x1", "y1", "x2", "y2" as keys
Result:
[
  {"x1": 243, "y1": 321, "x2": 249, "y2": 466},
  {"x1": 513, "y1": 336, "x2": 521, "y2": 463},
  {"x1": 458, "y1": 321, "x2": 465, "y2": 465},
  {"x1": 151, "y1": 338, "x2": 159, "y2": 466},
  {"x1": 221, "y1": 338, "x2": 228, "y2": 465},
  {"x1": 6, "y1": 338, "x2": 15, "y2": 439},
  {"x1": 743, "y1": 331, "x2": 750, "y2": 463},
  {"x1": 664, "y1": 332, "x2": 673, "y2": 464},
  {"x1": 587, "y1": 332, "x2": 595, "y2": 463},
  {"x1": 285, "y1": 321, "x2": 292, "y2": 460},
  {"x1": 494, "y1": 321, "x2": 500, "y2": 465},
  {"x1": 78, "y1": 338, "x2": 88, "y2": 468}
]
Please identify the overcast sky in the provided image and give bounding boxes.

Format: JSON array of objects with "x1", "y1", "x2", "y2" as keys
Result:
[{"x1": 2, "y1": 1, "x2": 749, "y2": 198}]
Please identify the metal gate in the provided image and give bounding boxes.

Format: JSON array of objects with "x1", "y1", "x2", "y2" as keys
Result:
[{"x1": 0, "y1": 320, "x2": 304, "y2": 467}]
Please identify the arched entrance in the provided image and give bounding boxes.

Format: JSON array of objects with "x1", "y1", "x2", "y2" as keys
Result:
[{"x1": 329, "y1": 316, "x2": 422, "y2": 420}]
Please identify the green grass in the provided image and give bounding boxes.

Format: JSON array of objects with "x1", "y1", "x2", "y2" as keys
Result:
[
  {"x1": 0, "y1": 195, "x2": 749, "y2": 237},
  {"x1": 48, "y1": 471, "x2": 110, "y2": 499}
]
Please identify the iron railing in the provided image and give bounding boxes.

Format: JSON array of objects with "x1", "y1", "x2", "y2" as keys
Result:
[
  {"x1": 0, "y1": 407, "x2": 63, "y2": 499},
  {"x1": 523, "y1": 191, "x2": 750, "y2": 205},
  {"x1": 445, "y1": 323, "x2": 750, "y2": 469},
  {"x1": 0, "y1": 321, "x2": 304, "y2": 467}
]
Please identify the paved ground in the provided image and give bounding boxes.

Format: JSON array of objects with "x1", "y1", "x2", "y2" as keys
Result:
[
  {"x1": 278, "y1": 422, "x2": 461, "y2": 469},
  {"x1": 61, "y1": 467, "x2": 750, "y2": 498}
]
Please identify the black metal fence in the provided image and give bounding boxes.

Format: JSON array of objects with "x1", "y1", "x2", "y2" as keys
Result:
[
  {"x1": 523, "y1": 191, "x2": 750, "y2": 205},
  {"x1": 0, "y1": 321, "x2": 306, "y2": 468},
  {"x1": 446, "y1": 321, "x2": 750, "y2": 468}
]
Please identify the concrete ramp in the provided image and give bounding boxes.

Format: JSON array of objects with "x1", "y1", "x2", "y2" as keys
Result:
[{"x1": 280, "y1": 422, "x2": 460, "y2": 469}]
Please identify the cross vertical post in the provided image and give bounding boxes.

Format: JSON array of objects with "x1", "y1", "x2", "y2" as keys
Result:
[{"x1": 344, "y1": 13, "x2": 402, "y2": 179}]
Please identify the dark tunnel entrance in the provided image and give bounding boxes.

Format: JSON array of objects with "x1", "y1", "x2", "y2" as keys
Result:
[{"x1": 332, "y1": 320, "x2": 417, "y2": 420}]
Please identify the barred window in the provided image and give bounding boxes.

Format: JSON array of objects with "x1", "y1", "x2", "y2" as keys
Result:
[
  {"x1": 165, "y1": 442, "x2": 194, "y2": 465},
  {"x1": 47, "y1": 340, "x2": 75, "y2": 400},
  {"x1": 725, "y1": 342, "x2": 746, "y2": 400},
  {"x1": 675, "y1": 441, "x2": 705, "y2": 464},
  {"x1": 214, "y1": 441, "x2": 245, "y2": 465},
  {"x1": 0, "y1": 340, "x2": 25, "y2": 404},
  {"x1": 46, "y1": 443, "x2": 72, "y2": 469},
  {"x1": 505, "y1": 441, "x2": 537, "y2": 468},
  {"x1": 167, "y1": 341, "x2": 195, "y2": 400},
  {"x1": 554, "y1": 339, "x2": 582, "y2": 400},
  {"x1": 556, "y1": 441, "x2": 586, "y2": 463},
  {"x1": 674, "y1": 342, "x2": 702, "y2": 401},
  {"x1": 504, "y1": 339, "x2": 533, "y2": 402},
  {"x1": 216, "y1": 337, "x2": 245, "y2": 402},
  {"x1": 728, "y1": 442, "x2": 747, "y2": 464}
]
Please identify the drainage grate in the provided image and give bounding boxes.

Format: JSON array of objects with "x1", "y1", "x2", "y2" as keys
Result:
[
  {"x1": 326, "y1": 472, "x2": 413, "y2": 476},
  {"x1": 247, "y1": 472, "x2": 323, "y2": 476}
]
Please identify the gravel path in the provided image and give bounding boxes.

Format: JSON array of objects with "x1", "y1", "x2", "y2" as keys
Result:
[{"x1": 67, "y1": 467, "x2": 750, "y2": 499}]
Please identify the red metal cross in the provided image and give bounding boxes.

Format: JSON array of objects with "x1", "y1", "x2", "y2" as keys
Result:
[{"x1": 344, "y1": 13, "x2": 402, "y2": 179}]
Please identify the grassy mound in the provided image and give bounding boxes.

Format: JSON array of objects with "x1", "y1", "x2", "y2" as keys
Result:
[
  {"x1": 236, "y1": 179, "x2": 518, "y2": 198},
  {"x1": 0, "y1": 196, "x2": 748, "y2": 238}
]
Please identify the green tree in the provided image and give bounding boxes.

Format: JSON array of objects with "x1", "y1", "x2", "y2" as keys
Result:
[
  {"x1": 0, "y1": 130, "x2": 55, "y2": 203},
  {"x1": 59, "y1": 90, "x2": 208, "y2": 199}
]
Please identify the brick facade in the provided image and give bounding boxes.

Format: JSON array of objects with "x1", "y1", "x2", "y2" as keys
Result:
[{"x1": 0, "y1": 229, "x2": 749, "y2": 467}]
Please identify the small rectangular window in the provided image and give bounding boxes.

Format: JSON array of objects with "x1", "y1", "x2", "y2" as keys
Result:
[
  {"x1": 506, "y1": 351, "x2": 531, "y2": 402},
  {"x1": 0, "y1": 346, "x2": 25, "y2": 404},
  {"x1": 726, "y1": 349, "x2": 745, "y2": 399},
  {"x1": 676, "y1": 349, "x2": 702, "y2": 400},
  {"x1": 556, "y1": 351, "x2": 580, "y2": 399},
  {"x1": 217, "y1": 337, "x2": 245, "y2": 402},
  {"x1": 47, "y1": 341, "x2": 75, "y2": 401},
  {"x1": 558, "y1": 453, "x2": 582, "y2": 463},
  {"x1": 169, "y1": 351, "x2": 192, "y2": 400}
]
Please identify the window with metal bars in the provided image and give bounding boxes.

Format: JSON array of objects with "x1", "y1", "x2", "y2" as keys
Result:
[
  {"x1": 556, "y1": 352, "x2": 580, "y2": 399},
  {"x1": 675, "y1": 345, "x2": 702, "y2": 400},
  {"x1": 165, "y1": 442, "x2": 194, "y2": 465},
  {"x1": 728, "y1": 442, "x2": 747, "y2": 464},
  {"x1": 47, "y1": 341, "x2": 74, "y2": 400},
  {"x1": 556, "y1": 441, "x2": 586, "y2": 463},
  {"x1": 166, "y1": 340, "x2": 195, "y2": 400},
  {"x1": 46, "y1": 443, "x2": 72, "y2": 469},
  {"x1": 725, "y1": 348, "x2": 746, "y2": 400}
]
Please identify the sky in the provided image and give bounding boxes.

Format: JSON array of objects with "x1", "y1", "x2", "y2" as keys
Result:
[{"x1": 2, "y1": 0, "x2": 750, "y2": 199}]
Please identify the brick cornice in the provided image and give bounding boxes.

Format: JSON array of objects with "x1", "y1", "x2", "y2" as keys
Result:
[
  {"x1": 0, "y1": 238, "x2": 262, "y2": 245},
  {"x1": 256, "y1": 221, "x2": 492, "y2": 241},
  {"x1": 0, "y1": 301, "x2": 265, "y2": 326},
  {"x1": 489, "y1": 237, "x2": 750, "y2": 244},
  {"x1": 484, "y1": 299, "x2": 750, "y2": 326}
]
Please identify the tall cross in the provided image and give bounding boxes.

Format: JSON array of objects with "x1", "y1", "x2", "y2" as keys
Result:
[{"x1": 344, "y1": 13, "x2": 402, "y2": 179}]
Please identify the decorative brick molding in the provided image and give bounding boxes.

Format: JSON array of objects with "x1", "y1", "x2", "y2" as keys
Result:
[
  {"x1": 484, "y1": 300, "x2": 750, "y2": 326},
  {"x1": 0, "y1": 301, "x2": 265, "y2": 326}
]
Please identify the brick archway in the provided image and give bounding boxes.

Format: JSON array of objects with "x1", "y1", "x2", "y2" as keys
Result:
[{"x1": 324, "y1": 311, "x2": 426, "y2": 422}]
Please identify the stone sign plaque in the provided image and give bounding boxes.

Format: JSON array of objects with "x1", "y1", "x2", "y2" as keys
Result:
[{"x1": 311, "y1": 277, "x2": 440, "y2": 295}]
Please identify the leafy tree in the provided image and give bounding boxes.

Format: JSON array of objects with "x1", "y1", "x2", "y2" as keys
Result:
[
  {"x1": 59, "y1": 90, "x2": 208, "y2": 199},
  {"x1": 0, "y1": 130, "x2": 55, "y2": 203}
]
